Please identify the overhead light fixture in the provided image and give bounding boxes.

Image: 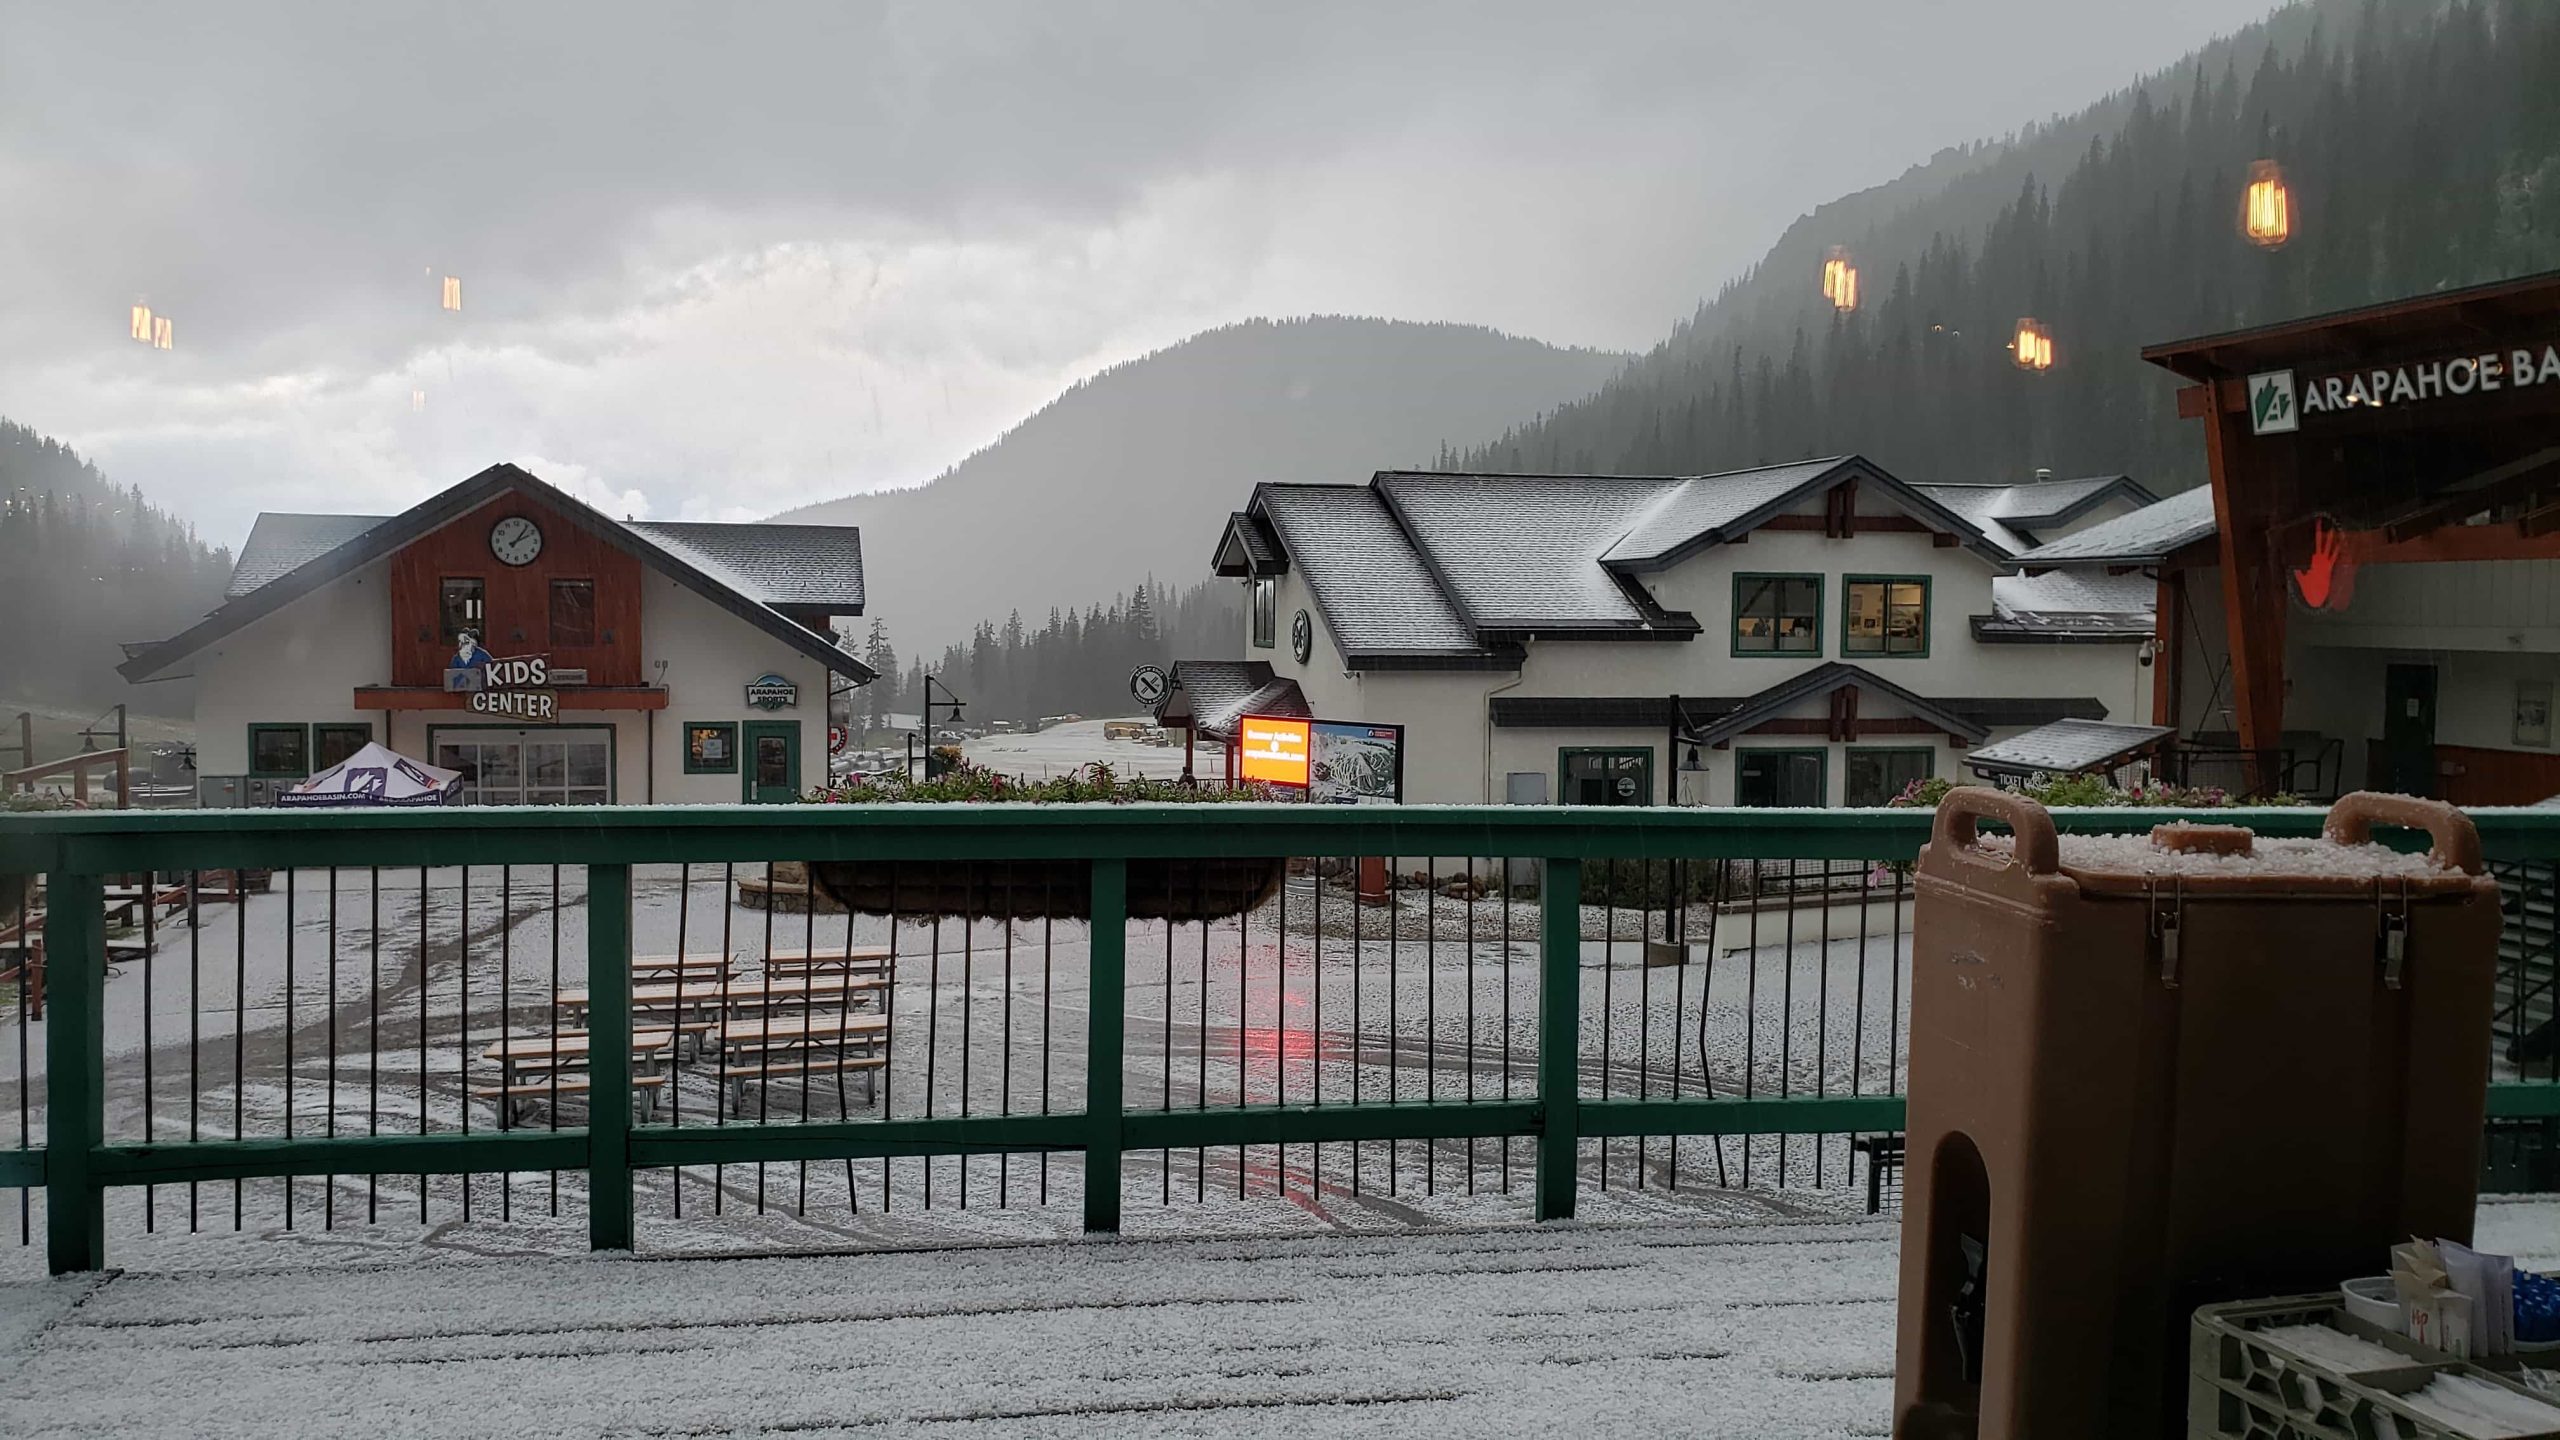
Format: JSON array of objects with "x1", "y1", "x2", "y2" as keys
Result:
[
  {"x1": 1820, "y1": 247, "x2": 1859, "y2": 313},
  {"x1": 441, "y1": 276, "x2": 462, "y2": 311},
  {"x1": 2012, "y1": 317, "x2": 2053, "y2": 371},
  {"x1": 151, "y1": 316, "x2": 173, "y2": 350},
  {"x1": 129, "y1": 303, "x2": 153, "y2": 343}
]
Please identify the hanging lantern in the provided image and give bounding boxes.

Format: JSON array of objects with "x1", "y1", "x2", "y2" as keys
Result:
[
  {"x1": 129, "y1": 303, "x2": 153, "y2": 343},
  {"x1": 2012, "y1": 317, "x2": 2053, "y2": 371},
  {"x1": 2243, "y1": 159, "x2": 2291, "y2": 248},
  {"x1": 1820, "y1": 247, "x2": 1859, "y2": 313},
  {"x1": 441, "y1": 275, "x2": 462, "y2": 311},
  {"x1": 151, "y1": 315, "x2": 173, "y2": 350}
]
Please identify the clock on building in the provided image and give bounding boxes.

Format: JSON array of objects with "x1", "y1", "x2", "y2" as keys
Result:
[
  {"x1": 1290, "y1": 608, "x2": 1313, "y2": 664},
  {"x1": 489, "y1": 515, "x2": 543, "y2": 566}
]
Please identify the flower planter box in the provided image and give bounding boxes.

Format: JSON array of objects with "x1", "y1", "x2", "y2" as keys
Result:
[{"x1": 808, "y1": 856, "x2": 1285, "y2": 923}]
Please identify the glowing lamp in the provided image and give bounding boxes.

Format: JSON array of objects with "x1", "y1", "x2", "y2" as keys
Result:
[
  {"x1": 151, "y1": 316, "x2": 173, "y2": 350},
  {"x1": 2012, "y1": 317, "x2": 2053, "y2": 371},
  {"x1": 441, "y1": 275, "x2": 462, "y2": 311},
  {"x1": 129, "y1": 303, "x2": 153, "y2": 343},
  {"x1": 2243, "y1": 159, "x2": 2291, "y2": 248},
  {"x1": 411, "y1": 389, "x2": 427, "y2": 414}
]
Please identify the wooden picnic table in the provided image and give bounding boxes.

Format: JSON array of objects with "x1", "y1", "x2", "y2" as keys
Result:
[
  {"x1": 716, "y1": 1012, "x2": 889, "y2": 1050},
  {"x1": 629, "y1": 953, "x2": 737, "y2": 980},
  {"x1": 474, "y1": 1027, "x2": 677, "y2": 1126},
  {"x1": 553, "y1": 973, "x2": 887, "y2": 1022},
  {"x1": 712, "y1": 1012, "x2": 890, "y2": 1113},
  {"x1": 480, "y1": 1027, "x2": 677, "y2": 1085},
  {"x1": 754, "y1": 945, "x2": 893, "y2": 974}
]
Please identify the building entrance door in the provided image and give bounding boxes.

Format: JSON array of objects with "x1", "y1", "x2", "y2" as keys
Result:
[
  {"x1": 431, "y1": 726, "x2": 613, "y2": 805},
  {"x1": 743, "y1": 721, "x2": 800, "y2": 803},
  {"x1": 2381, "y1": 663, "x2": 2439, "y2": 797}
]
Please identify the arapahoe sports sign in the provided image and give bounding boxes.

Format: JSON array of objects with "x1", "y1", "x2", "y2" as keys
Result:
[{"x1": 2248, "y1": 340, "x2": 2560, "y2": 435}]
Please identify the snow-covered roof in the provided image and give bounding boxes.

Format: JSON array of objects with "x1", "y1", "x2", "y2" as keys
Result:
[
  {"x1": 1253, "y1": 485, "x2": 1494, "y2": 660},
  {"x1": 1964, "y1": 717, "x2": 2174, "y2": 776},
  {"x1": 1602, "y1": 459, "x2": 1850, "y2": 565},
  {"x1": 1374, "y1": 473, "x2": 1679, "y2": 630},
  {"x1": 228, "y1": 513, "x2": 388, "y2": 598},
  {"x1": 1976, "y1": 570, "x2": 2157, "y2": 638},
  {"x1": 2016, "y1": 486, "x2": 2219, "y2": 566},
  {"x1": 1912, "y1": 475, "x2": 2153, "y2": 555}
]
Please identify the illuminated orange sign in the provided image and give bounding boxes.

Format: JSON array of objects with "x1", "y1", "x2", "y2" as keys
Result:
[{"x1": 1236, "y1": 715, "x2": 1311, "y2": 787}]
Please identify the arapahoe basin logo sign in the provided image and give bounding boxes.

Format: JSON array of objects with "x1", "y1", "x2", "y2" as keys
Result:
[{"x1": 745, "y1": 673, "x2": 799, "y2": 710}]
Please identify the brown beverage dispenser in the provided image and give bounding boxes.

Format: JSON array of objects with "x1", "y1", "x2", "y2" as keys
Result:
[{"x1": 1892, "y1": 789, "x2": 2502, "y2": 1438}]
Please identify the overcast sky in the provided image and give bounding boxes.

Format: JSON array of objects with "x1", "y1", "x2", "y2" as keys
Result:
[{"x1": 2, "y1": 0, "x2": 2275, "y2": 550}]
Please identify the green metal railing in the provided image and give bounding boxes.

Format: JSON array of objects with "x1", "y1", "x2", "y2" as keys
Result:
[{"x1": 4, "y1": 801, "x2": 2558, "y2": 1275}]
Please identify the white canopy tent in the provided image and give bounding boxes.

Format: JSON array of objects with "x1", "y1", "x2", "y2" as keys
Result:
[{"x1": 279, "y1": 742, "x2": 464, "y2": 807}]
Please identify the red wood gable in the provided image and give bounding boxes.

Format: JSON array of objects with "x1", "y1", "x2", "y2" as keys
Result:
[{"x1": 386, "y1": 489, "x2": 645, "y2": 687}]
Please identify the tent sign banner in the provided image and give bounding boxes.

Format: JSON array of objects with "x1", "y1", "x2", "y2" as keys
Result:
[
  {"x1": 466, "y1": 653, "x2": 558, "y2": 723},
  {"x1": 1236, "y1": 714, "x2": 1311, "y2": 787},
  {"x1": 2251, "y1": 341, "x2": 2560, "y2": 434}
]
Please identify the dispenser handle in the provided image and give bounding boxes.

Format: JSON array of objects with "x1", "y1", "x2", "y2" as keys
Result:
[
  {"x1": 2324, "y1": 791, "x2": 2483, "y2": 875},
  {"x1": 1932, "y1": 786, "x2": 2060, "y2": 875}
]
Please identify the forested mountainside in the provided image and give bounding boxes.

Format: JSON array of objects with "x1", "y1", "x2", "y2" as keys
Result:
[
  {"x1": 1459, "y1": 0, "x2": 2560, "y2": 488},
  {"x1": 0, "y1": 421, "x2": 231, "y2": 713},
  {"x1": 775, "y1": 317, "x2": 1625, "y2": 655},
  {"x1": 855, "y1": 578, "x2": 1239, "y2": 733}
]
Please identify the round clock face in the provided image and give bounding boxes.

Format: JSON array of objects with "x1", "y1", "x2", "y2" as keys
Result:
[
  {"x1": 489, "y1": 515, "x2": 543, "y2": 567},
  {"x1": 1290, "y1": 609, "x2": 1313, "y2": 664}
]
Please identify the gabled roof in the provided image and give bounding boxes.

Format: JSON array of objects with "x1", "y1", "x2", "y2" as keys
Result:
[
  {"x1": 1685, "y1": 661, "x2": 1992, "y2": 748},
  {"x1": 2015, "y1": 486, "x2": 2219, "y2": 567},
  {"x1": 1152, "y1": 660, "x2": 1310, "y2": 740},
  {"x1": 1251, "y1": 485, "x2": 1503, "y2": 665},
  {"x1": 122, "y1": 463, "x2": 874, "y2": 684},
  {"x1": 1210, "y1": 512, "x2": 1285, "y2": 577},
  {"x1": 1913, "y1": 475, "x2": 2157, "y2": 552},
  {"x1": 229, "y1": 514, "x2": 386, "y2": 598},
  {"x1": 1976, "y1": 570, "x2": 2158, "y2": 641}
]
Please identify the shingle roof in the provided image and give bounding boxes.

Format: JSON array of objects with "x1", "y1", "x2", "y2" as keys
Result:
[
  {"x1": 2015, "y1": 486, "x2": 2219, "y2": 566},
  {"x1": 228, "y1": 514, "x2": 390, "y2": 598},
  {"x1": 1254, "y1": 485, "x2": 1492, "y2": 659},
  {"x1": 1210, "y1": 512, "x2": 1285, "y2": 576},
  {"x1": 1913, "y1": 476, "x2": 2156, "y2": 555},
  {"x1": 127, "y1": 463, "x2": 872, "y2": 684},
  {"x1": 1687, "y1": 662, "x2": 1992, "y2": 748},
  {"x1": 1372, "y1": 473, "x2": 1676, "y2": 630},
  {"x1": 1601, "y1": 459, "x2": 1850, "y2": 565},
  {"x1": 1963, "y1": 718, "x2": 2174, "y2": 777},
  {"x1": 1487, "y1": 689, "x2": 2106, "y2": 730},
  {"x1": 625, "y1": 522, "x2": 864, "y2": 609}
]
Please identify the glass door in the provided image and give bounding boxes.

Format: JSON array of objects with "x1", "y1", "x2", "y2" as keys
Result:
[{"x1": 743, "y1": 720, "x2": 800, "y2": 803}]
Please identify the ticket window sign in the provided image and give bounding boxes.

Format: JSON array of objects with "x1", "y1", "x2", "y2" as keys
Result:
[{"x1": 1237, "y1": 715, "x2": 1312, "y2": 788}]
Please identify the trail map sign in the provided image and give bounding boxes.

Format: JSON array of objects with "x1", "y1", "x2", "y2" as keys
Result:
[
  {"x1": 1129, "y1": 664, "x2": 1167, "y2": 709},
  {"x1": 1310, "y1": 721, "x2": 1404, "y2": 805},
  {"x1": 466, "y1": 654, "x2": 558, "y2": 723}
]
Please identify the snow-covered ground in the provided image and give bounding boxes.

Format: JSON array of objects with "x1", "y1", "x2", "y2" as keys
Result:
[
  {"x1": 2, "y1": 1199, "x2": 2554, "y2": 1438},
  {"x1": 960, "y1": 717, "x2": 1227, "y2": 782}
]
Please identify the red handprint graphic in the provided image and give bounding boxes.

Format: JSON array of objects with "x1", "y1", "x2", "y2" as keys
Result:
[{"x1": 2292, "y1": 519, "x2": 2356, "y2": 611}]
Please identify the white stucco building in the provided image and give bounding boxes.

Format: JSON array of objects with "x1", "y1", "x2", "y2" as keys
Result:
[
  {"x1": 1180, "y1": 456, "x2": 2159, "y2": 806},
  {"x1": 120, "y1": 463, "x2": 871, "y2": 806}
]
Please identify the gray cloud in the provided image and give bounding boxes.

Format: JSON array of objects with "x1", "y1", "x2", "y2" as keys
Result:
[{"x1": 1, "y1": 0, "x2": 2277, "y2": 544}]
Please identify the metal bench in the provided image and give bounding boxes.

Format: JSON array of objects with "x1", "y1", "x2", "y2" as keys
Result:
[{"x1": 1851, "y1": 1133, "x2": 1905, "y2": 1215}]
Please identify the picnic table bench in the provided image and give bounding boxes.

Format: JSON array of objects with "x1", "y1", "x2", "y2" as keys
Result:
[
  {"x1": 553, "y1": 973, "x2": 888, "y2": 1028},
  {"x1": 474, "y1": 1027, "x2": 678, "y2": 1125},
  {"x1": 1852, "y1": 1134, "x2": 1905, "y2": 1215},
  {"x1": 754, "y1": 945, "x2": 893, "y2": 979},
  {"x1": 713, "y1": 1012, "x2": 889, "y2": 1114},
  {"x1": 629, "y1": 953, "x2": 738, "y2": 982}
]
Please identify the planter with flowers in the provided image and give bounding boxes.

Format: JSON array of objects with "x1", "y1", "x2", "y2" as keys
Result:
[{"x1": 799, "y1": 760, "x2": 1289, "y2": 922}]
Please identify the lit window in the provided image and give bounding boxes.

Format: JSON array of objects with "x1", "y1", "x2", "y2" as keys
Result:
[{"x1": 1843, "y1": 577, "x2": 1929, "y2": 656}]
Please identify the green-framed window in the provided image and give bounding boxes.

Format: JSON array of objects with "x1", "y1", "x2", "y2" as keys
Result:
[
  {"x1": 247, "y1": 723, "x2": 312, "y2": 779},
  {"x1": 1558, "y1": 747, "x2": 1652, "y2": 806},
  {"x1": 1732, "y1": 573, "x2": 1823, "y2": 656},
  {"x1": 1251, "y1": 578, "x2": 1276, "y2": 649},
  {"x1": 1734, "y1": 747, "x2": 1826, "y2": 808},
  {"x1": 683, "y1": 721, "x2": 739, "y2": 774},
  {"x1": 1842, "y1": 574, "x2": 1930, "y2": 657},
  {"x1": 312, "y1": 723, "x2": 373, "y2": 771},
  {"x1": 1845, "y1": 746, "x2": 1933, "y2": 807}
]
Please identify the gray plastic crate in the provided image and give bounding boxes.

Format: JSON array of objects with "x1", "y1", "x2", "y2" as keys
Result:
[{"x1": 2191, "y1": 1294, "x2": 2560, "y2": 1439}]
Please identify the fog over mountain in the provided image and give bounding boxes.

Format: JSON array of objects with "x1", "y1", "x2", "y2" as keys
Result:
[{"x1": 774, "y1": 316, "x2": 1624, "y2": 653}]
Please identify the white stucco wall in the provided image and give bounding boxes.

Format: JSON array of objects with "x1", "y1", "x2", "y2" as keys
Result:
[
  {"x1": 189, "y1": 558, "x2": 393, "y2": 775},
  {"x1": 644, "y1": 575, "x2": 835, "y2": 804}
]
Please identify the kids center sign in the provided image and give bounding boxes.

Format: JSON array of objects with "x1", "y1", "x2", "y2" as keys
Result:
[
  {"x1": 2249, "y1": 339, "x2": 2560, "y2": 435},
  {"x1": 465, "y1": 654, "x2": 559, "y2": 723}
]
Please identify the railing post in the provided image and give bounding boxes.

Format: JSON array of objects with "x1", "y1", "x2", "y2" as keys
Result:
[
  {"x1": 1084, "y1": 858, "x2": 1126, "y2": 1234},
  {"x1": 45, "y1": 872, "x2": 104, "y2": 1273},
  {"x1": 1536, "y1": 856, "x2": 1582, "y2": 1222},
  {"x1": 588, "y1": 862, "x2": 633, "y2": 1251}
]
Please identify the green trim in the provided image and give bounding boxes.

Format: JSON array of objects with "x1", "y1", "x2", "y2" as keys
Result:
[
  {"x1": 1735, "y1": 746, "x2": 1829, "y2": 808},
  {"x1": 1730, "y1": 572, "x2": 1825, "y2": 658},
  {"x1": 2487, "y1": 1084, "x2": 2560, "y2": 1120},
  {"x1": 246, "y1": 723, "x2": 313, "y2": 779},
  {"x1": 1844, "y1": 746, "x2": 1935, "y2": 808},
  {"x1": 45, "y1": 875, "x2": 102, "y2": 1273},
  {"x1": 1840, "y1": 573, "x2": 1933, "y2": 659},
  {"x1": 1557, "y1": 746, "x2": 1655, "y2": 807},
  {"x1": 681, "y1": 721, "x2": 739, "y2": 775},
  {"x1": 1579, "y1": 1095, "x2": 1906, "y2": 1137},
  {"x1": 740, "y1": 720, "x2": 799, "y2": 803},
  {"x1": 1250, "y1": 576, "x2": 1277, "y2": 649},
  {"x1": 0, "y1": 1150, "x2": 41, "y2": 1188},
  {"x1": 1085, "y1": 859, "x2": 1127, "y2": 1233},
  {"x1": 425, "y1": 721, "x2": 619, "y2": 805},
  {"x1": 93, "y1": 1131, "x2": 584, "y2": 1183},
  {"x1": 1537, "y1": 856, "x2": 1582, "y2": 1220}
]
